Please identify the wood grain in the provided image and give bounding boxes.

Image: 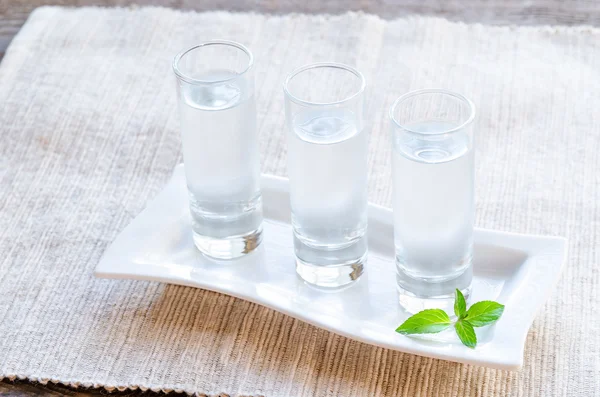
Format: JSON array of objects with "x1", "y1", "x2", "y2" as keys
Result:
[
  {"x1": 1, "y1": 1, "x2": 599, "y2": 395},
  {"x1": 2, "y1": 0, "x2": 600, "y2": 60},
  {"x1": 0, "y1": 379, "x2": 158, "y2": 396}
]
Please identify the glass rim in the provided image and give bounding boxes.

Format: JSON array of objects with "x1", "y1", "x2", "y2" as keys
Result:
[
  {"x1": 283, "y1": 62, "x2": 366, "y2": 106},
  {"x1": 172, "y1": 40, "x2": 253, "y2": 84},
  {"x1": 389, "y1": 89, "x2": 476, "y2": 135}
]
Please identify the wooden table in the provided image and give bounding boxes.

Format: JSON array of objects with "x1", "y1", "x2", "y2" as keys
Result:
[
  {"x1": 3, "y1": 0, "x2": 600, "y2": 61},
  {"x1": 1, "y1": 0, "x2": 599, "y2": 395}
]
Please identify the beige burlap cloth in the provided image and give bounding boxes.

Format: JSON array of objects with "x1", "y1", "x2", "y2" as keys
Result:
[{"x1": 0, "y1": 6, "x2": 598, "y2": 396}]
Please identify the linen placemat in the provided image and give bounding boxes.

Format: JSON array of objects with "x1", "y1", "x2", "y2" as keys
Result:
[{"x1": 1, "y1": 6, "x2": 598, "y2": 396}]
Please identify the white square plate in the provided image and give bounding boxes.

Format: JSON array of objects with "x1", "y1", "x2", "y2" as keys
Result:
[{"x1": 95, "y1": 165, "x2": 567, "y2": 370}]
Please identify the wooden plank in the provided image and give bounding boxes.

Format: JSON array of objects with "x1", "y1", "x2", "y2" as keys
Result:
[
  {"x1": 1, "y1": 0, "x2": 600, "y2": 59},
  {"x1": 0, "y1": 379, "x2": 147, "y2": 396}
]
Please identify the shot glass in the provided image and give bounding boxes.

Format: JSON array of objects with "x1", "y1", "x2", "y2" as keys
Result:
[
  {"x1": 173, "y1": 41, "x2": 263, "y2": 259},
  {"x1": 283, "y1": 63, "x2": 369, "y2": 288},
  {"x1": 389, "y1": 89, "x2": 476, "y2": 312}
]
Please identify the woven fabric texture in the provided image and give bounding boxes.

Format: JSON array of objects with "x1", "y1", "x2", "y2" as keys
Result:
[{"x1": 0, "y1": 6, "x2": 599, "y2": 396}]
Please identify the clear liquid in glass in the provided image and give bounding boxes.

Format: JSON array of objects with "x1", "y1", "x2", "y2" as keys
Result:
[
  {"x1": 287, "y1": 108, "x2": 368, "y2": 287},
  {"x1": 392, "y1": 121, "x2": 474, "y2": 304},
  {"x1": 178, "y1": 70, "x2": 262, "y2": 258}
]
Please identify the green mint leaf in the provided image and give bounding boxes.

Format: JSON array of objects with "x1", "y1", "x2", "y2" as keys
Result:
[
  {"x1": 464, "y1": 301, "x2": 505, "y2": 327},
  {"x1": 455, "y1": 319, "x2": 477, "y2": 348},
  {"x1": 396, "y1": 309, "x2": 451, "y2": 335},
  {"x1": 454, "y1": 289, "x2": 467, "y2": 318}
]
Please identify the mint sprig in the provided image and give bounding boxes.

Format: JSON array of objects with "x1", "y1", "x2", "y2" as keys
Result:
[
  {"x1": 395, "y1": 309, "x2": 451, "y2": 334},
  {"x1": 395, "y1": 289, "x2": 504, "y2": 348},
  {"x1": 454, "y1": 319, "x2": 477, "y2": 348},
  {"x1": 463, "y1": 300, "x2": 504, "y2": 327},
  {"x1": 454, "y1": 288, "x2": 467, "y2": 318}
]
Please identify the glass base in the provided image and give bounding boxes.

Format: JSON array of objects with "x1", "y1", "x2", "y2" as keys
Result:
[
  {"x1": 192, "y1": 227, "x2": 263, "y2": 260},
  {"x1": 294, "y1": 233, "x2": 367, "y2": 288},
  {"x1": 397, "y1": 262, "x2": 472, "y2": 313},
  {"x1": 295, "y1": 255, "x2": 365, "y2": 289},
  {"x1": 398, "y1": 285, "x2": 472, "y2": 314}
]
